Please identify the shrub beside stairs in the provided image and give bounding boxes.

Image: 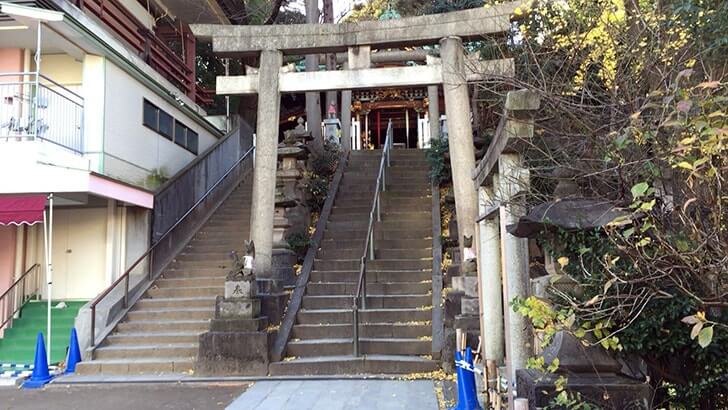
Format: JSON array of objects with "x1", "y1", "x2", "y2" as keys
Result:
[{"x1": 0, "y1": 301, "x2": 86, "y2": 365}]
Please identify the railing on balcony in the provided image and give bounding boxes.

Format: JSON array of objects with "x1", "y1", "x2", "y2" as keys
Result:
[
  {"x1": 0, "y1": 72, "x2": 84, "y2": 154},
  {"x1": 74, "y1": 0, "x2": 206, "y2": 105}
]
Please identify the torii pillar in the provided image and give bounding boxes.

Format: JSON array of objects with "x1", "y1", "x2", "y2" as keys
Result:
[
  {"x1": 250, "y1": 49, "x2": 284, "y2": 310},
  {"x1": 440, "y1": 36, "x2": 478, "y2": 257}
]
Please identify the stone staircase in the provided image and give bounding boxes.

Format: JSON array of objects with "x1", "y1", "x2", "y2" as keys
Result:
[
  {"x1": 76, "y1": 182, "x2": 252, "y2": 375},
  {"x1": 270, "y1": 149, "x2": 439, "y2": 375}
]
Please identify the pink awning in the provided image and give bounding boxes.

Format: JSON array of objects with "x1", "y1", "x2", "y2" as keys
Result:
[{"x1": 0, "y1": 195, "x2": 46, "y2": 226}]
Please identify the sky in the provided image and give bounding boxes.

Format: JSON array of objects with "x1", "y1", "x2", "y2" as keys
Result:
[{"x1": 286, "y1": 0, "x2": 367, "y2": 22}]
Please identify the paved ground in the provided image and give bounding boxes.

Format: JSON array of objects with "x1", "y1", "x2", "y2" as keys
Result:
[
  {"x1": 0, "y1": 382, "x2": 248, "y2": 410},
  {"x1": 226, "y1": 379, "x2": 440, "y2": 410}
]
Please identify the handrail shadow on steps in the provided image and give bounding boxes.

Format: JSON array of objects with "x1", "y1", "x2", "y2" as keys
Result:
[
  {"x1": 271, "y1": 150, "x2": 350, "y2": 362},
  {"x1": 352, "y1": 120, "x2": 393, "y2": 357},
  {"x1": 431, "y1": 180, "x2": 444, "y2": 359},
  {"x1": 82, "y1": 121, "x2": 255, "y2": 353}
]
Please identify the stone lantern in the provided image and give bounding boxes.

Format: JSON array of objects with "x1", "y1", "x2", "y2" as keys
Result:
[{"x1": 272, "y1": 123, "x2": 312, "y2": 287}]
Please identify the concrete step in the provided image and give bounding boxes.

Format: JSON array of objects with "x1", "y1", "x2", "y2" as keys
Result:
[
  {"x1": 330, "y1": 206, "x2": 372, "y2": 215},
  {"x1": 286, "y1": 338, "x2": 430, "y2": 357},
  {"x1": 350, "y1": 160, "x2": 428, "y2": 168},
  {"x1": 154, "y1": 277, "x2": 225, "y2": 288},
  {"x1": 134, "y1": 296, "x2": 216, "y2": 309},
  {"x1": 76, "y1": 357, "x2": 195, "y2": 375},
  {"x1": 320, "y1": 238, "x2": 431, "y2": 250},
  {"x1": 105, "y1": 332, "x2": 200, "y2": 346},
  {"x1": 269, "y1": 355, "x2": 438, "y2": 376},
  {"x1": 310, "y1": 270, "x2": 431, "y2": 283},
  {"x1": 183, "y1": 244, "x2": 244, "y2": 253},
  {"x1": 333, "y1": 200, "x2": 431, "y2": 212},
  {"x1": 168, "y1": 259, "x2": 232, "y2": 269},
  {"x1": 317, "y1": 248, "x2": 431, "y2": 260},
  {"x1": 174, "y1": 252, "x2": 234, "y2": 262},
  {"x1": 314, "y1": 259, "x2": 431, "y2": 271},
  {"x1": 126, "y1": 308, "x2": 214, "y2": 322},
  {"x1": 146, "y1": 286, "x2": 222, "y2": 298},
  {"x1": 116, "y1": 319, "x2": 210, "y2": 333},
  {"x1": 188, "y1": 238, "x2": 247, "y2": 247},
  {"x1": 339, "y1": 185, "x2": 428, "y2": 194},
  {"x1": 306, "y1": 281, "x2": 431, "y2": 296},
  {"x1": 344, "y1": 172, "x2": 426, "y2": 181},
  {"x1": 335, "y1": 191, "x2": 429, "y2": 201},
  {"x1": 93, "y1": 343, "x2": 197, "y2": 360},
  {"x1": 162, "y1": 267, "x2": 228, "y2": 278},
  {"x1": 291, "y1": 323, "x2": 431, "y2": 339},
  {"x1": 296, "y1": 308, "x2": 431, "y2": 325},
  {"x1": 327, "y1": 216, "x2": 432, "y2": 229},
  {"x1": 322, "y1": 228, "x2": 431, "y2": 241},
  {"x1": 302, "y1": 294, "x2": 430, "y2": 309}
]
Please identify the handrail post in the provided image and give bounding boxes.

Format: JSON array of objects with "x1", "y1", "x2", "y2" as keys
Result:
[
  {"x1": 148, "y1": 251, "x2": 154, "y2": 281},
  {"x1": 123, "y1": 275, "x2": 129, "y2": 309},
  {"x1": 362, "y1": 272, "x2": 367, "y2": 309},
  {"x1": 369, "y1": 229, "x2": 375, "y2": 260},
  {"x1": 378, "y1": 192, "x2": 382, "y2": 221},
  {"x1": 91, "y1": 305, "x2": 96, "y2": 348},
  {"x1": 352, "y1": 303, "x2": 360, "y2": 356}
]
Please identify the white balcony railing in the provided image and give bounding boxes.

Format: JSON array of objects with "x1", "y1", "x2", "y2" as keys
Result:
[{"x1": 0, "y1": 72, "x2": 84, "y2": 154}]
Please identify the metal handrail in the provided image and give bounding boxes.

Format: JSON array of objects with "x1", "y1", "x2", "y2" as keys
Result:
[
  {"x1": 88, "y1": 145, "x2": 255, "y2": 347},
  {"x1": 0, "y1": 72, "x2": 85, "y2": 103},
  {"x1": 352, "y1": 119, "x2": 393, "y2": 356},
  {"x1": 0, "y1": 264, "x2": 41, "y2": 330}
]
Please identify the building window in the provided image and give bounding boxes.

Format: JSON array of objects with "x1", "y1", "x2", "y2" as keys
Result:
[
  {"x1": 174, "y1": 120, "x2": 186, "y2": 146},
  {"x1": 187, "y1": 130, "x2": 198, "y2": 154},
  {"x1": 158, "y1": 110, "x2": 173, "y2": 139},
  {"x1": 143, "y1": 100, "x2": 158, "y2": 129},
  {"x1": 142, "y1": 99, "x2": 199, "y2": 154}
]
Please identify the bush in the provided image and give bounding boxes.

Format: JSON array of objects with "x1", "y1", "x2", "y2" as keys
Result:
[
  {"x1": 286, "y1": 232, "x2": 311, "y2": 262},
  {"x1": 425, "y1": 137, "x2": 450, "y2": 184}
]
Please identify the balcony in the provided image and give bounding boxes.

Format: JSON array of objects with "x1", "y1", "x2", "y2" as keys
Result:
[{"x1": 0, "y1": 72, "x2": 84, "y2": 154}]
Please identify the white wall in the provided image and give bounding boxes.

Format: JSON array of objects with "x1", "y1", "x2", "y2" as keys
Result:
[
  {"x1": 102, "y1": 61, "x2": 218, "y2": 187},
  {"x1": 34, "y1": 207, "x2": 108, "y2": 300}
]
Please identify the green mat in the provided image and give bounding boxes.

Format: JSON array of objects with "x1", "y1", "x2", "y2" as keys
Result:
[{"x1": 0, "y1": 301, "x2": 86, "y2": 365}]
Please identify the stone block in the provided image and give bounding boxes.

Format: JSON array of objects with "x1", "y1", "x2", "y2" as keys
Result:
[
  {"x1": 460, "y1": 297, "x2": 480, "y2": 315},
  {"x1": 210, "y1": 316, "x2": 268, "y2": 332},
  {"x1": 505, "y1": 89, "x2": 540, "y2": 111},
  {"x1": 196, "y1": 331, "x2": 269, "y2": 376},
  {"x1": 225, "y1": 280, "x2": 255, "y2": 299},
  {"x1": 216, "y1": 296, "x2": 261, "y2": 319},
  {"x1": 259, "y1": 292, "x2": 289, "y2": 325},
  {"x1": 452, "y1": 276, "x2": 478, "y2": 297},
  {"x1": 516, "y1": 369, "x2": 650, "y2": 410},
  {"x1": 272, "y1": 248, "x2": 297, "y2": 287},
  {"x1": 454, "y1": 314, "x2": 480, "y2": 330}
]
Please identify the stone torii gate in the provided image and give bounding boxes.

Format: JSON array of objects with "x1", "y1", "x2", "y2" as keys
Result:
[{"x1": 190, "y1": 1, "x2": 522, "y2": 296}]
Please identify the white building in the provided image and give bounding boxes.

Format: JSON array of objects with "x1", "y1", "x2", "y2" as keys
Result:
[{"x1": 0, "y1": 0, "x2": 236, "y2": 323}]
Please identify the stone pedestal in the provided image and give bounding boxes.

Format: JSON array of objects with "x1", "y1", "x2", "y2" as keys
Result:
[
  {"x1": 195, "y1": 279, "x2": 270, "y2": 376},
  {"x1": 516, "y1": 332, "x2": 651, "y2": 409},
  {"x1": 196, "y1": 331, "x2": 270, "y2": 375}
]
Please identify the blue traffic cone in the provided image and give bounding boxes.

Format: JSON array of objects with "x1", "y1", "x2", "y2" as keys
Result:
[
  {"x1": 449, "y1": 348, "x2": 483, "y2": 410},
  {"x1": 463, "y1": 347, "x2": 482, "y2": 410},
  {"x1": 449, "y1": 350, "x2": 468, "y2": 410},
  {"x1": 22, "y1": 332, "x2": 52, "y2": 389},
  {"x1": 66, "y1": 328, "x2": 82, "y2": 373}
]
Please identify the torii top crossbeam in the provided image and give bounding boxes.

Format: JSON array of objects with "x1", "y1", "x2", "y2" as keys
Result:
[{"x1": 190, "y1": 2, "x2": 523, "y2": 56}]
